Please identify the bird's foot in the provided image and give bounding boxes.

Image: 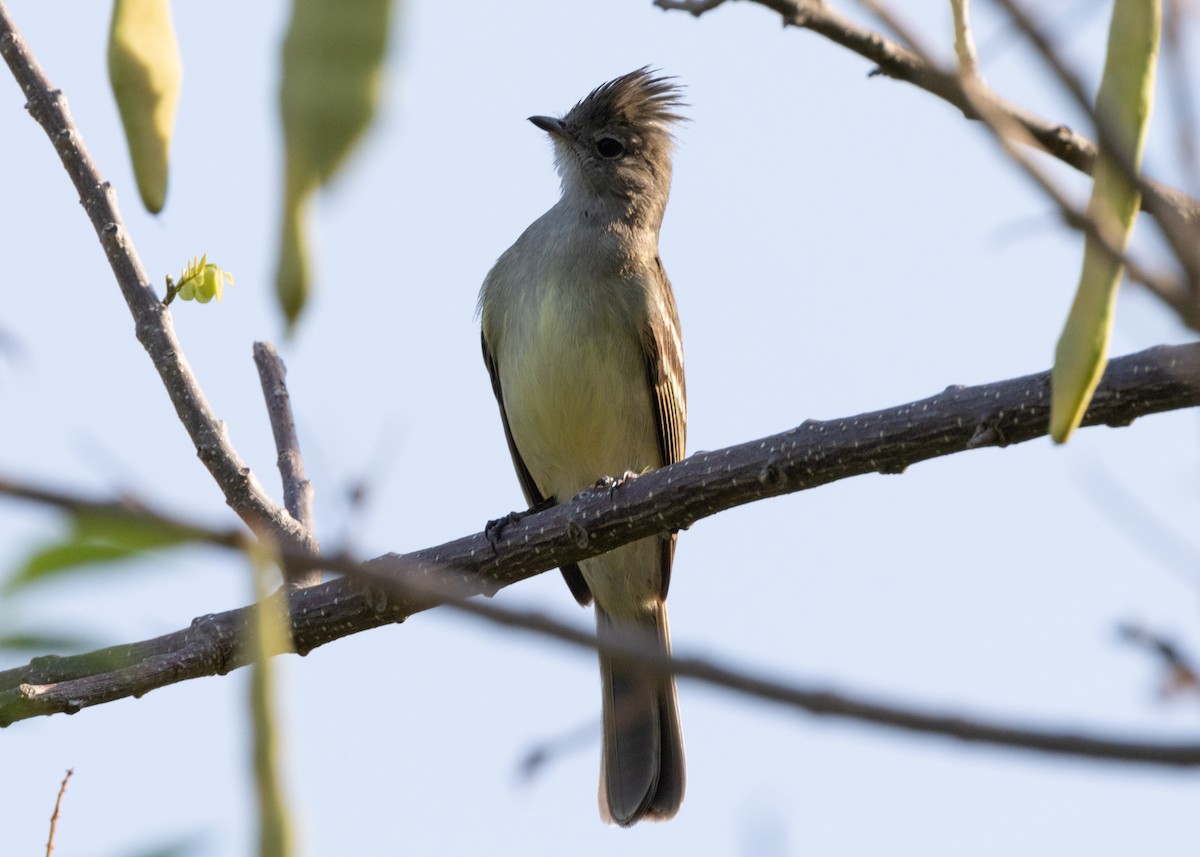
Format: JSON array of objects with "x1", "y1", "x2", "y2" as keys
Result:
[
  {"x1": 593, "y1": 471, "x2": 640, "y2": 499},
  {"x1": 484, "y1": 511, "x2": 522, "y2": 554},
  {"x1": 485, "y1": 498, "x2": 557, "y2": 554}
]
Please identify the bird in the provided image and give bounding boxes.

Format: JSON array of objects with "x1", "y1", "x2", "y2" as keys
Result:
[{"x1": 478, "y1": 68, "x2": 688, "y2": 826}]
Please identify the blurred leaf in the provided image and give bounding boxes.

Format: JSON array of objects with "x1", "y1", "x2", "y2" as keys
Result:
[
  {"x1": 115, "y1": 833, "x2": 206, "y2": 857},
  {"x1": 6, "y1": 509, "x2": 205, "y2": 594},
  {"x1": 0, "y1": 630, "x2": 94, "y2": 653},
  {"x1": 248, "y1": 544, "x2": 294, "y2": 857},
  {"x1": 1050, "y1": 0, "x2": 1160, "y2": 442},
  {"x1": 275, "y1": 180, "x2": 312, "y2": 327},
  {"x1": 107, "y1": 0, "x2": 183, "y2": 214},
  {"x1": 275, "y1": 0, "x2": 393, "y2": 327}
]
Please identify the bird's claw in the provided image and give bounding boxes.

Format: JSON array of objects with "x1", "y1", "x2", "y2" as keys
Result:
[
  {"x1": 593, "y1": 471, "x2": 639, "y2": 499},
  {"x1": 485, "y1": 510, "x2": 524, "y2": 555},
  {"x1": 485, "y1": 497, "x2": 559, "y2": 555}
]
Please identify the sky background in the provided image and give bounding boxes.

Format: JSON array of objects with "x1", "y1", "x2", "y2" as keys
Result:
[{"x1": 3, "y1": 1, "x2": 1200, "y2": 855}]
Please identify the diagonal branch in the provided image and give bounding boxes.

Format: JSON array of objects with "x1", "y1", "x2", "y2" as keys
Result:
[
  {"x1": 6, "y1": 378, "x2": 1200, "y2": 766},
  {"x1": 439, "y1": 591, "x2": 1200, "y2": 767},
  {"x1": 848, "y1": 0, "x2": 1200, "y2": 328},
  {"x1": 987, "y1": 0, "x2": 1200, "y2": 302},
  {"x1": 0, "y1": 3, "x2": 308, "y2": 556},
  {"x1": 44, "y1": 768, "x2": 73, "y2": 857},
  {"x1": 2, "y1": 341, "x2": 1199, "y2": 728},
  {"x1": 655, "y1": 0, "x2": 1200, "y2": 299}
]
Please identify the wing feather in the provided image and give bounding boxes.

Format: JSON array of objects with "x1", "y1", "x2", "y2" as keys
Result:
[{"x1": 641, "y1": 261, "x2": 687, "y2": 599}]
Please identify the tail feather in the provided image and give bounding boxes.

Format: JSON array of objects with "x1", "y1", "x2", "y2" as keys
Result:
[{"x1": 597, "y1": 604, "x2": 685, "y2": 826}]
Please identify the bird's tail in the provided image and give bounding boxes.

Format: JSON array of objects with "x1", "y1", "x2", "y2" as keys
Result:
[{"x1": 596, "y1": 602, "x2": 685, "y2": 826}]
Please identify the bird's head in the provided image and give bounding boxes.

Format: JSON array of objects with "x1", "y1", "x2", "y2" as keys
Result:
[{"x1": 530, "y1": 68, "x2": 686, "y2": 225}]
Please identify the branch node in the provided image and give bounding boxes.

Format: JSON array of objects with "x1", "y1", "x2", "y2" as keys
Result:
[
  {"x1": 758, "y1": 454, "x2": 788, "y2": 487},
  {"x1": 1052, "y1": 124, "x2": 1076, "y2": 147},
  {"x1": 789, "y1": 0, "x2": 820, "y2": 27},
  {"x1": 565, "y1": 519, "x2": 590, "y2": 549},
  {"x1": 966, "y1": 417, "x2": 1010, "y2": 448}
]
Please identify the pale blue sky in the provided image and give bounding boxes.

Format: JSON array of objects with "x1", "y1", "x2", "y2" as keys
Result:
[{"x1": 3, "y1": 1, "x2": 1200, "y2": 855}]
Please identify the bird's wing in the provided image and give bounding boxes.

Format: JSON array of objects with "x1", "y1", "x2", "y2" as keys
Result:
[
  {"x1": 481, "y1": 331, "x2": 593, "y2": 606},
  {"x1": 641, "y1": 261, "x2": 687, "y2": 599}
]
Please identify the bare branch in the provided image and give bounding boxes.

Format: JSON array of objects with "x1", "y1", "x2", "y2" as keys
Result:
[
  {"x1": 2, "y1": 341, "x2": 1199, "y2": 727},
  {"x1": 657, "y1": 0, "x2": 1200, "y2": 323},
  {"x1": 443, "y1": 589, "x2": 1200, "y2": 768},
  {"x1": 0, "y1": 4, "x2": 306, "y2": 552},
  {"x1": 5, "y1": 0, "x2": 1200, "y2": 775},
  {"x1": 991, "y1": 0, "x2": 1200, "y2": 304},
  {"x1": 0, "y1": 479, "x2": 253, "y2": 549},
  {"x1": 950, "y1": 0, "x2": 980, "y2": 79},
  {"x1": 253, "y1": 341, "x2": 320, "y2": 586},
  {"x1": 1163, "y1": 0, "x2": 1200, "y2": 190},
  {"x1": 1119, "y1": 624, "x2": 1200, "y2": 697},
  {"x1": 44, "y1": 768, "x2": 73, "y2": 857},
  {"x1": 851, "y1": 0, "x2": 1200, "y2": 327},
  {"x1": 7, "y1": 477, "x2": 1200, "y2": 768}
]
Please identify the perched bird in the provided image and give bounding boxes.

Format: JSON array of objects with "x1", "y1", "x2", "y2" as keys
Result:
[{"x1": 478, "y1": 68, "x2": 688, "y2": 826}]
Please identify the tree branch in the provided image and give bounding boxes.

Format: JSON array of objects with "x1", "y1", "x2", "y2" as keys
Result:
[
  {"x1": 848, "y1": 0, "x2": 1200, "y2": 328},
  {"x1": 444, "y1": 592, "x2": 1200, "y2": 767},
  {"x1": 7, "y1": 443, "x2": 1200, "y2": 768},
  {"x1": 656, "y1": 0, "x2": 1200, "y2": 321},
  {"x1": 0, "y1": 3, "x2": 307, "y2": 555},
  {"x1": 253, "y1": 341, "x2": 320, "y2": 586},
  {"x1": 1119, "y1": 623, "x2": 1200, "y2": 697},
  {"x1": 2, "y1": 341, "x2": 1199, "y2": 728},
  {"x1": 6, "y1": 0, "x2": 1200, "y2": 774},
  {"x1": 987, "y1": 0, "x2": 1200, "y2": 302}
]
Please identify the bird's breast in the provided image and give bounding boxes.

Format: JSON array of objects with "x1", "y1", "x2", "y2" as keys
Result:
[{"x1": 498, "y1": 274, "x2": 658, "y2": 503}]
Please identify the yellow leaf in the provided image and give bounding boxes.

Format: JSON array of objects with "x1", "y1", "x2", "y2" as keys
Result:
[
  {"x1": 107, "y1": 0, "x2": 183, "y2": 214},
  {"x1": 173, "y1": 255, "x2": 235, "y2": 304},
  {"x1": 1050, "y1": 0, "x2": 1160, "y2": 443}
]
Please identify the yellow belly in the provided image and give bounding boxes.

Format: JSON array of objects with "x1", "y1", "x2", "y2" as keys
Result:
[{"x1": 499, "y1": 289, "x2": 659, "y2": 504}]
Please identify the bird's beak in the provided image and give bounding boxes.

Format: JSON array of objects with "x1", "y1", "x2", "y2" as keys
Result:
[{"x1": 529, "y1": 115, "x2": 569, "y2": 139}]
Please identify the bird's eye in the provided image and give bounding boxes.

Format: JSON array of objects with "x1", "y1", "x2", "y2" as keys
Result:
[{"x1": 595, "y1": 137, "x2": 624, "y2": 159}]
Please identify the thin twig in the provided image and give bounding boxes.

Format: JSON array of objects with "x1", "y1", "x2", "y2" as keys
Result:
[
  {"x1": 856, "y1": 0, "x2": 1199, "y2": 328},
  {"x1": 253, "y1": 341, "x2": 320, "y2": 586},
  {"x1": 518, "y1": 720, "x2": 597, "y2": 781},
  {"x1": 1163, "y1": 0, "x2": 1200, "y2": 191},
  {"x1": 0, "y1": 4, "x2": 308, "y2": 553},
  {"x1": 45, "y1": 768, "x2": 73, "y2": 857},
  {"x1": 656, "y1": 0, "x2": 1200, "y2": 328},
  {"x1": 2, "y1": 341, "x2": 1200, "y2": 727},
  {"x1": 991, "y1": 0, "x2": 1200, "y2": 302},
  {"x1": 1119, "y1": 624, "x2": 1200, "y2": 696},
  {"x1": 435, "y1": 579, "x2": 1200, "y2": 767},
  {"x1": 951, "y1": 0, "x2": 979, "y2": 79},
  {"x1": 0, "y1": 479, "x2": 252, "y2": 551}
]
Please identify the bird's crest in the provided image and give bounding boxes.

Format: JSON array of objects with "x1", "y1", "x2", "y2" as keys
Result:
[{"x1": 564, "y1": 67, "x2": 687, "y2": 137}]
